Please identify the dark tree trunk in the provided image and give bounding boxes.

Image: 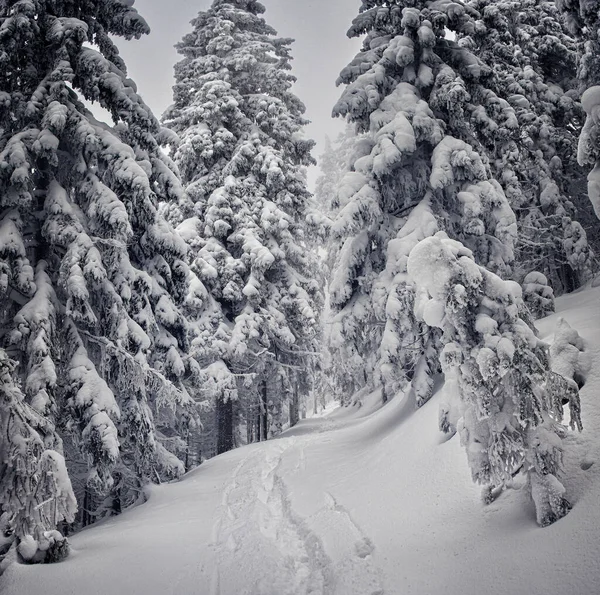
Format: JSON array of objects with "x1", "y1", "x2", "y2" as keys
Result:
[
  {"x1": 247, "y1": 411, "x2": 254, "y2": 445},
  {"x1": 260, "y1": 379, "x2": 268, "y2": 441},
  {"x1": 216, "y1": 395, "x2": 234, "y2": 455},
  {"x1": 184, "y1": 426, "x2": 191, "y2": 471},
  {"x1": 561, "y1": 262, "x2": 578, "y2": 294},
  {"x1": 290, "y1": 381, "x2": 299, "y2": 428},
  {"x1": 255, "y1": 400, "x2": 261, "y2": 443},
  {"x1": 554, "y1": 255, "x2": 578, "y2": 295}
]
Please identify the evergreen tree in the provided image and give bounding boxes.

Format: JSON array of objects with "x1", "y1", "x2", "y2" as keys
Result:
[
  {"x1": 313, "y1": 127, "x2": 363, "y2": 406},
  {"x1": 559, "y1": 0, "x2": 600, "y2": 226},
  {"x1": 314, "y1": 126, "x2": 363, "y2": 222},
  {"x1": 329, "y1": 1, "x2": 519, "y2": 403},
  {"x1": 163, "y1": 0, "x2": 321, "y2": 448},
  {"x1": 0, "y1": 0, "x2": 196, "y2": 552},
  {"x1": 0, "y1": 350, "x2": 76, "y2": 564},
  {"x1": 558, "y1": 0, "x2": 600, "y2": 89},
  {"x1": 315, "y1": 136, "x2": 341, "y2": 220},
  {"x1": 460, "y1": 0, "x2": 593, "y2": 293},
  {"x1": 408, "y1": 234, "x2": 578, "y2": 526}
]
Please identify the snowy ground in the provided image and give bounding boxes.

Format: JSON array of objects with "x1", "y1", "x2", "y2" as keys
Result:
[{"x1": 2, "y1": 286, "x2": 600, "y2": 595}]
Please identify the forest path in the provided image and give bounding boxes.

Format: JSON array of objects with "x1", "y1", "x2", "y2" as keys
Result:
[{"x1": 208, "y1": 423, "x2": 385, "y2": 595}]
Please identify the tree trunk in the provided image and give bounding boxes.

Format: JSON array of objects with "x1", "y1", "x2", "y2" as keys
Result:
[
  {"x1": 290, "y1": 381, "x2": 299, "y2": 428},
  {"x1": 184, "y1": 426, "x2": 191, "y2": 471},
  {"x1": 255, "y1": 399, "x2": 261, "y2": 443},
  {"x1": 555, "y1": 255, "x2": 578, "y2": 295},
  {"x1": 260, "y1": 379, "x2": 268, "y2": 441},
  {"x1": 216, "y1": 394, "x2": 234, "y2": 455},
  {"x1": 247, "y1": 410, "x2": 254, "y2": 445},
  {"x1": 561, "y1": 262, "x2": 578, "y2": 294}
]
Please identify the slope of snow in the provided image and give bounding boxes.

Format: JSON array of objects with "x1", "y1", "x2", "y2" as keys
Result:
[{"x1": 2, "y1": 286, "x2": 600, "y2": 595}]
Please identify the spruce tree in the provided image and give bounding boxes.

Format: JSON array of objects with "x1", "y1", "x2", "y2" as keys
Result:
[
  {"x1": 559, "y1": 0, "x2": 600, "y2": 225},
  {"x1": 0, "y1": 350, "x2": 76, "y2": 564},
  {"x1": 313, "y1": 127, "x2": 363, "y2": 406},
  {"x1": 0, "y1": 0, "x2": 196, "y2": 553},
  {"x1": 408, "y1": 234, "x2": 578, "y2": 526},
  {"x1": 314, "y1": 126, "x2": 364, "y2": 223},
  {"x1": 459, "y1": 0, "x2": 593, "y2": 293},
  {"x1": 329, "y1": 1, "x2": 519, "y2": 403},
  {"x1": 164, "y1": 0, "x2": 321, "y2": 447}
]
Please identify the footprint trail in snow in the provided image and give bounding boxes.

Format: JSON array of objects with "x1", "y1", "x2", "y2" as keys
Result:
[
  {"x1": 210, "y1": 436, "x2": 384, "y2": 595},
  {"x1": 211, "y1": 439, "x2": 331, "y2": 595}
]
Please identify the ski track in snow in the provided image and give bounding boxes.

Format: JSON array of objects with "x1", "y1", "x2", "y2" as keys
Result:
[{"x1": 209, "y1": 434, "x2": 384, "y2": 595}]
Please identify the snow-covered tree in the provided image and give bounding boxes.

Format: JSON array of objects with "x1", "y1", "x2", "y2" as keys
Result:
[
  {"x1": 558, "y1": 0, "x2": 600, "y2": 240},
  {"x1": 314, "y1": 126, "x2": 364, "y2": 221},
  {"x1": 311, "y1": 127, "x2": 366, "y2": 407},
  {"x1": 522, "y1": 272, "x2": 555, "y2": 319},
  {"x1": 460, "y1": 0, "x2": 593, "y2": 293},
  {"x1": 0, "y1": 350, "x2": 76, "y2": 565},
  {"x1": 164, "y1": 0, "x2": 321, "y2": 447},
  {"x1": 408, "y1": 234, "x2": 578, "y2": 526},
  {"x1": 0, "y1": 0, "x2": 197, "y2": 548},
  {"x1": 558, "y1": 0, "x2": 600, "y2": 89},
  {"x1": 546, "y1": 317, "x2": 585, "y2": 433},
  {"x1": 329, "y1": 1, "x2": 519, "y2": 403}
]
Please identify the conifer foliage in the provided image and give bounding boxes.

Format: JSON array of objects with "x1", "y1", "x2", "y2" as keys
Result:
[
  {"x1": 408, "y1": 234, "x2": 576, "y2": 526},
  {"x1": 328, "y1": 0, "x2": 519, "y2": 403},
  {"x1": 559, "y1": 0, "x2": 600, "y2": 223},
  {"x1": 164, "y1": 0, "x2": 321, "y2": 449},
  {"x1": 460, "y1": 0, "x2": 592, "y2": 293},
  {"x1": 0, "y1": 0, "x2": 196, "y2": 560},
  {"x1": 0, "y1": 349, "x2": 76, "y2": 564}
]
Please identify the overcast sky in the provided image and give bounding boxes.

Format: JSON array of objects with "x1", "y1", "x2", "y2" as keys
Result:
[{"x1": 117, "y1": 0, "x2": 362, "y2": 187}]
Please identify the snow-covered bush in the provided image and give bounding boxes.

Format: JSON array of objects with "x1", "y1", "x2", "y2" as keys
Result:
[
  {"x1": 408, "y1": 234, "x2": 574, "y2": 526},
  {"x1": 546, "y1": 318, "x2": 585, "y2": 432},
  {"x1": 522, "y1": 272, "x2": 555, "y2": 319}
]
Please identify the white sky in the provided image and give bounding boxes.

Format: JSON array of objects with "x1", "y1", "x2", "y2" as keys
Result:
[{"x1": 116, "y1": 0, "x2": 362, "y2": 187}]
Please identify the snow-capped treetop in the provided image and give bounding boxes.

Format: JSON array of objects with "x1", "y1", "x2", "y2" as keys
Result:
[{"x1": 164, "y1": 0, "x2": 313, "y2": 212}]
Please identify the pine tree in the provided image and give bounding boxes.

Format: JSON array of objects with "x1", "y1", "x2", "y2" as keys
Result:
[
  {"x1": 0, "y1": 0, "x2": 196, "y2": 550},
  {"x1": 408, "y1": 234, "x2": 578, "y2": 526},
  {"x1": 163, "y1": 0, "x2": 321, "y2": 447},
  {"x1": 459, "y1": 0, "x2": 593, "y2": 293},
  {"x1": 329, "y1": 1, "x2": 519, "y2": 403}
]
